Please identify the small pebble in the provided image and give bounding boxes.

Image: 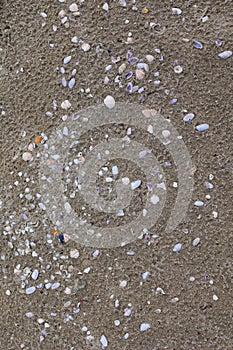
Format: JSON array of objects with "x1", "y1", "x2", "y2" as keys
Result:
[
  {"x1": 25, "y1": 286, "x2": 36, "y2": 295},
  {"x1": 22, "y1": 152, "x2": 32, "y2": 161},
  {"x1": 193, "y1": 41, "x2": 203, "y2": 49},
  {"x1": 63, "y1": 56, "x2": 72, "y2": 64},
  {"x1": 100, "y1": 335, "x2": 108, "y2": 348},
  {"x1": 140, "y1": 323, "x2": 151, "y2": 332},
  {"x1": 102, "y1": 3, "x2": 109, "y2": 11},
  {"x1": 68, "y1": 78, "x2": 76, "y2": 89},
  {"x1": 213, "y1": 294, "x2": 219, "y2": 301},
  {"x1": 119, "y1": 280, "x2": 127, "y2": 288},
  {"x1": 131, "y1": 179, "x2": 141, "y2": 190},
  {"x1": 174, "y1": 65, "x2": 183, "y2": 74},
  {"x1": 218, "y1": 50, "x2": 232, "y2": 59},
  {"x1": 192, "y1": 237, "x2": 200, "y2": 246},
  {"x1": 104, "y1": 95, "x2": 115, "y2": 109},
  {"x1": 194, "y1": 200, "x2": 204, "y2": 207},
  {"x1": 195, "y1": 123, "x2": 209, "y2": 132},
  {"x1": 81, "y1": 43, "x2": 90, "y2": 52},
  {"x1": 31, "y1": 270, "x2": 39, "y2": 280},
  {"x1": 61, "y1": 100, "x2": 71, "y2": 110},
  {"x1": 69, "y1": 3, "x2": 78, "y2": 12},
  {"x1": 70, "y1": 249, "x2": 80, "y2": 258},
  {"x1": 172, "y1": 7, "x2": 182, "y2": 15},
  {"x1": 173, "y1": 243, "x2": 182, "y2": 253},
  {"x1": 51, "y1": 282, "x2": 60, "y2": 290},
  {"x1": 183, "y1": 113, "x2": 195, "y2": 122}
]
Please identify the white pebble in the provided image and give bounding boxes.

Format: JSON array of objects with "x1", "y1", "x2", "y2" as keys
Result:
[
  {"x1": 146, "y1": 54, "x2": 154, "y2": 63},
  {"x1": 141, "y1": 271, "x2": 150, "y2": 280},
  {"x1": 140, "y1": 323, "x2": 151, "y2": 332},
  {"x1": 119, "y1": 280, "x2": 127, "y2": 288},
  {"x1": 173, "y1": 243, "x2": 182, "y2": 253},
  {"x1": 71, "y1": 36, "x2": 78, "y2": 43},
  {"x1": 102, "y1": 3, "x2": 109, "y2": 11},
  {"x1": 195, "y1": 123, "x2": 209, "y2": 132},
  {"x1": 114, "y1": 320, "x2": 120, "y2": 326},
  {"x1": 183, "y1": 113, "x2": 195, "y2": 122},
  {"x1": 63, "y1": 56, "x2": 72, "y2": 64},
  {"x1": 112, "y1": 165, "x2": 119, "y2": 175},
  {"x1": 213, "y1": 294, "x2": 219, "y2": 301},
  {"x1": 25, "y1": 286, "x2": 36, "y2": 295},
  {"x1": 70, "y1": 249, "x2": 80, "y2": 258},
  {"x1": 218, "y1": 50, "x2": 232, "y2": 59},
  {"x1": 69, "y1": 3, "x2": 78, "y2": 12},
  {"x1": 68, "y1": 78, "x2": 76, "y2": 89},
  {"x1": 172, "y1": 7, "x2": 182, "y2": 15},
  {"x1": 124, "y1": 308, "x2": 132, "y2": 317},
  {"x1": 22, "y1": 152, "x2": 32, "y2": 161},
  {"x1": 192, "y1": 237, "x2": 200, "y2": 246},
  {"x1": 100, "y1": 335, "x2": 108, "y2": 348},
  {"x1": 81, "y1": 43, "x2": 90, "y2": 52},
  {"x1": 104, "y1": 95, "x2": 115, "y2": 109},
  {"x1": 51, "y1": 282, "x2": 60, "y2": 290},
  {"x1": 131, "y1": 179, "x2": 141, "y2": 190},
  {"x1": 174, "y1": 65, "x2": 183, "y2": 74},
  {"x1": 150, "y1": 195, "x2": 159, "y2": 205},
  {"x1": 122, "y1": 177, "x2": 130, "y2": 185},
  {"x1": 61, "y1": 100, "x2": 71, "y2": 110},
  {"x1": 31, "y1": 270, "x2": 39, "y2": 280},
  {"x1": 194, "y1": 200, "x2": 204, "y2": 207}
]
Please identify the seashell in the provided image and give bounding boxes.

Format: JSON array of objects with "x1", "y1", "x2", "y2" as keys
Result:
[
  {"x1": 118, "y1": 63, "x2": 127, "y2": 74},
  {"x1": 135, "y1": 69, "x2": 145, "y2": 80},
  {"x1": 70, "y1": 249, "x2": 80, "y2": 258}
]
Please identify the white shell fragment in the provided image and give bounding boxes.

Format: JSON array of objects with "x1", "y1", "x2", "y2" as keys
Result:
[
  {"x1": 100, "y1": 334, "x2": 108, "y2": 348},
  {"x1": 218, "y1": 50, "x2": 232, "y2": 59},
  {"x1": 140, "y1": 323, "x2": 151, "y2": 332},
  {"x1": 70, "y1": 249, "x2": 80, "y2": 258},
  {"x1": 102, "y1": 3, "x2": 109, "y2": 11},
  {"x1": 104, "y1": 95, "x2": 115, "y2": 109},
  {"x1": 195, "y1": 123, "x2": 209, "y2": 132}
]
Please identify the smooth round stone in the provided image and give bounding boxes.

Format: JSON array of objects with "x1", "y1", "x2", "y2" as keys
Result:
[
  {"x1": 192, "y1": 237, "x2": 200, "y2": 246},
  {"x1": 51, "y1": 282, "x2": 60, "y2": 290},
  {"x1": 63, "y1": 56, "x2": 72, "y2": 64},
  {"x1": 218, "y1": 50, "x2": 232, "y2": 59},
  {"x1": 104, "y1": 95, "x2": 115, "y2": 109},
  {"x1": 194, "y1": 41, "x2": 203, "y2": 49},
  {"x1": 183, "y1": 113, "x2": 195, "y2": 122},
  {"x1": 194, "y1": 200, "x2": 204, "y2": 207},
  {"x1": 22, "y1": 152, "x2": 32, "y2": 161},
  {"x1": 25, "y1": 286, "x2": 36, "y2": 295},
  {"x1": 195, "y1": 123, "x2": 209, "y2": 132}
]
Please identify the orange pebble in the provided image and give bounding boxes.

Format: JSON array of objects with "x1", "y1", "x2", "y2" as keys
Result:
[
  {"x1": 52, "y1": 230, "x2": 59, "y2": 236},
  {"x1": 34, "y1": 135, "x2": 43, "y2": 144},
  {"x1": 143, "y1": 7, "x2": 149, "y2": 14}
]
